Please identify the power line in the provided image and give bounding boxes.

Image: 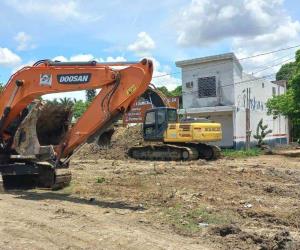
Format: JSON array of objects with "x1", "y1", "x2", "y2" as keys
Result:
[
  {"x1": 238, "y1": 44, "x2": 300, "y2": 61},
  {"x1": 252, "y1": 56, "x2": 295, "y2": 75},
  {"x1": 250, "y1": 52, "x2": 293, "y2": 72},
  {"x1": 152, "y1": 44, "x2": 300, "y2": 80}
]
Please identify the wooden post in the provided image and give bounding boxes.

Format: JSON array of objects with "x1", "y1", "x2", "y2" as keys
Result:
[{"x1": 245, "y1": 88, "x2": 251, "y2": 150}]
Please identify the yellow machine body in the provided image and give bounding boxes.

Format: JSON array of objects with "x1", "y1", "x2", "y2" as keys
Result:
[{"x1": 164, "y1": 122, "x2": 222, "y2": 143}]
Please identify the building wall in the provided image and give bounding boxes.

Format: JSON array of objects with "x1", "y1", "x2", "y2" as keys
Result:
[
  {"x1": 234, "y1": 74, "x2": 288, "y2": 148},
  {"x1": 178, "y1": 53, "x2": 289, "y2": 148},
  {"x1": 181, "y1": 59, "x2": 235, "y2": 108}
]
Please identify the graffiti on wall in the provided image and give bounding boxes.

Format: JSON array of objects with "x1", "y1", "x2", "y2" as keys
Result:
[{"x1": 241, "y1": 94, "x2": 265, "y2": 111}]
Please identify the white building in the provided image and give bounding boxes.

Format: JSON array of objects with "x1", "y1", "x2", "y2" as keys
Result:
[{"x1": 176, "y1": 53, "x2": 289, "y2": 149}]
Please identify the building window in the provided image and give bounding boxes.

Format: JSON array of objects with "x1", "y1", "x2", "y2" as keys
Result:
[
  {"x1": 185, "y1": 81, "x2": 193, "y2": 88},
  {"x1": 198, "y1": 76, "x2": 216, "y2": 98},
  {"x1": 272, "y1": 87, "x2": 276, "y2": 96}
]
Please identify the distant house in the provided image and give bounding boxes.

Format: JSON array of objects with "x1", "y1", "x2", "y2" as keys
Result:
[{"x1": 176, "y1": 53, "x2": 289, "y2": 149}]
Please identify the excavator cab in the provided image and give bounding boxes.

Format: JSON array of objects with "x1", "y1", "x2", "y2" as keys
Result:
[
  {"x1": 143, "y1": 107, "x2": 177, "y2": 141},
  {"x1": 129, "y1": 105, "x2": 222, "y2": 161}
]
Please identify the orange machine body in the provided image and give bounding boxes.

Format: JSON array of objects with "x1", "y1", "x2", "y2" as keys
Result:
[{"x1": 0, "y1": 59, "x2": 153, "y2": 159}]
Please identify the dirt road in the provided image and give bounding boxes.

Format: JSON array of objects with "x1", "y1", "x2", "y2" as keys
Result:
[
  {"x1": 1, "y1": 153, "x2": 300, "y2": 249},
  {"x1": 0, "y1": 191, "x2": 207, "y2": 250}
]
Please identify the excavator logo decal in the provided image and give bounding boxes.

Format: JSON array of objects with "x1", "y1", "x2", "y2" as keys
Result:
[
  {"x1": 40, "y1": 74, "x2": 52, "y2": 86},
  {"x1": 57, "y1": 73, "x2": 91, "y2": 84},
  {"x1": 127, "y1": 84, "x2": 137, "y2": 95}
]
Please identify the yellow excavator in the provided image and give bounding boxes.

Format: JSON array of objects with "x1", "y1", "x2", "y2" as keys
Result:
[{"x1": 128, "y1": 88, "x2": 222, "y2": 161}]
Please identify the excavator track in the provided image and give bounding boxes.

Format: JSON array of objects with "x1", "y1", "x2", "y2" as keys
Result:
[
  {"x1": 36, "y1": 162, "x2": 72, "y2": 190},
  {"x1": 128, "y1": 144, "x2": 199, "y2": 161},
  {"x1": 0, "y1": 161, "x2": 71, "y2": 190},
  {"x1": 194, "y1": 143, "x2": 221, "y2": 160},
  {"x1": 128, "y1": 143, "x2": 221, "y2": 161}
]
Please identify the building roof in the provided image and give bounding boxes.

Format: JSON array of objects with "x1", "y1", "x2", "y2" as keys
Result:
[
  {"x1": 271, "y1": 80, "x2": 287, "y2": 87},
  {"x1": 175, "y1": 52, "x2": 243, "y2": 72}
]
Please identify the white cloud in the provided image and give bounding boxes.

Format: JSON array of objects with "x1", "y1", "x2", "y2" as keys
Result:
[
  {"x1": 0, "y1": 47, "x2": 21, "y2": 67},
  {"x1": 218, "y1": 5, "x2": 239, "y2": 19},
  {"x1": 105, "y1": 56, "x2": 127, "y2": 62},
  {"x1": 52, "y1": 54, "x2": 127, "y2": 63},
  {"x1": 152, "y1": 72, "x2": 181, "y2": 91},
  {"x1": 14, "y1": 32, "x2": 35, "y2": 51},
  {"x1": 233, "y1": 19, "x2": 300, "y2": 52},
  {"x1": 149, "y1": 57, "x2": 181, "y2": 91},
  {"x1": 70, "y1": 54, "x2": 95, "y2": 62},
  {"x1": 128, "y1": 32, "x2": 155, "y2": 56},
  {"x1": 233, "y1": 17, "x2": 300, "y2": 75},
  {"x1": 52, "y1": 56, "x2": 68, "y2": 62},
  {"x1": 175, "y1": 0, "x2": 299, "y2": 47},
  {"x1": 175, "y1": 0, "x2": 300, "y2": 76},
  {"x1": 12, "y1": 60, "x2": 35, "y2": 74},
  {"x1": 5, "y1": 0, "x2": 102, "y2": 22},
  {"x1": 127, "y1": 32, "x2": 179, "y2": 90}
]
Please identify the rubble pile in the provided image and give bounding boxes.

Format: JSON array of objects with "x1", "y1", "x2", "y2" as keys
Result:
[{"x1": 77, "y1": 125, "x2": 145, "y2": 160}]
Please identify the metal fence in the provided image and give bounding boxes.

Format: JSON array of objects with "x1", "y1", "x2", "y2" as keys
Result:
[{"x1": 291, "y1": 119, "x2": 300, "y2": 142}]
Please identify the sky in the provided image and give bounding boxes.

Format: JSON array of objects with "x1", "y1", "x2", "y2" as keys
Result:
[{"x1": 0, "y1": 0, "x2": 300, "y2": 100}]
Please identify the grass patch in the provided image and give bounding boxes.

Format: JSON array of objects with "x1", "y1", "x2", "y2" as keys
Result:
[
  {"x1": 96, "y1": 177, "x2": 106, "y2": 184},
  {"x1": 222, "y1": 148, "x2": 262, "y2": 158},
  {"x1": 163, "y1": 204, "x2": 236, "y2": 234}
]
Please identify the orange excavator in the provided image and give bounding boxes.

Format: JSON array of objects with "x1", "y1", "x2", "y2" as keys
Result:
[{"x1": 0, "y1": 59, "x2": 153, "y2": 189}]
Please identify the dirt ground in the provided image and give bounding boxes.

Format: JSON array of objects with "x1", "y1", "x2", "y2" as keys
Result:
[{"x1": 1, "y1": 152, "x2": 300, "y2": 249}]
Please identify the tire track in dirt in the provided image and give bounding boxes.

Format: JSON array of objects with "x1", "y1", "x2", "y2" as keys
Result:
[{"x1": 0, "y1": 192, "x2": 209, "y2": 250}]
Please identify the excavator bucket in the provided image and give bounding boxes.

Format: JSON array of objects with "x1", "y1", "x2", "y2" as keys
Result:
[
  {"x1": 13, "y1": 101, "x2": 72, "y2": 160},
  {"x1": 4, "y1": 101, "x2": 73, "y2": 189}
]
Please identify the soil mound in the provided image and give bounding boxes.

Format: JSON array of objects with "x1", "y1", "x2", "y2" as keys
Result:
[{"x1": 76, "y1": 125, "x2": 146, "y2": 160}]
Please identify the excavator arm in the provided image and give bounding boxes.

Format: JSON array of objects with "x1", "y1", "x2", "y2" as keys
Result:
[{"x1": 0, "y1": 59, "x2": 153, "y2": 189}]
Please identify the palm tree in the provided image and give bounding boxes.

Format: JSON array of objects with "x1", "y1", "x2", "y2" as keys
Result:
[
  {"x1": 47, "y1": 98, "x2": 59, "y2": 105},
  {"x1": 59, "y1": 97, "x2": 74, "y2": 107}
]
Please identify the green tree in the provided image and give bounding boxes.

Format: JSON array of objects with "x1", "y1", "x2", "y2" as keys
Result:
[
  {"x1": 267, "y1": 50, "x2": 300, "y2": 117},
  {"x1": 157, "y1": 86, "x2": 182, "y2": 97},
  {"x1": 157, "y1": 86, "x2": 171, "y2": 97},
  {"x1": 72, "y1": 100, "x2": 89, "y2": 119},
  {"x1": 86, "y1": 89, "x2": 96, "y2": 103},
  {"x1": 157, "y1": 85, "x2": 182, "y2": 108},
  {"x1": 47, "y1": 98, "x2": 59, "y2": 105},
  {"x1": 59, "y1": 97, "x2": 74, "y2": 107},
  {"x1": 0, "y1": 83, "x2": 3, "y2": 93},
  {"x1": 276, "y1": 62, "x2": 297, "y2": 82},
  {"x1": 170, "y1": 85, "x2": 182, "y2": 97}
]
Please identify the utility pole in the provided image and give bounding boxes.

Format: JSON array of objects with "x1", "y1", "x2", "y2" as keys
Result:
[{"x1": 245, "y1": 88, "x2": 251, "y2": 150}]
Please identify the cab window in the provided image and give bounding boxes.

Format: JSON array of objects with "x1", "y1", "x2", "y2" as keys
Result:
[
  {"x1": 145, "y1": 111, "x2": 155, "y2": 125},
  {"x1": 157, "y1": 109, "x2": 166, "y2": 125},
  {"x1": 168, "y1": 109, "x2": 177, "y2": 123}
]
